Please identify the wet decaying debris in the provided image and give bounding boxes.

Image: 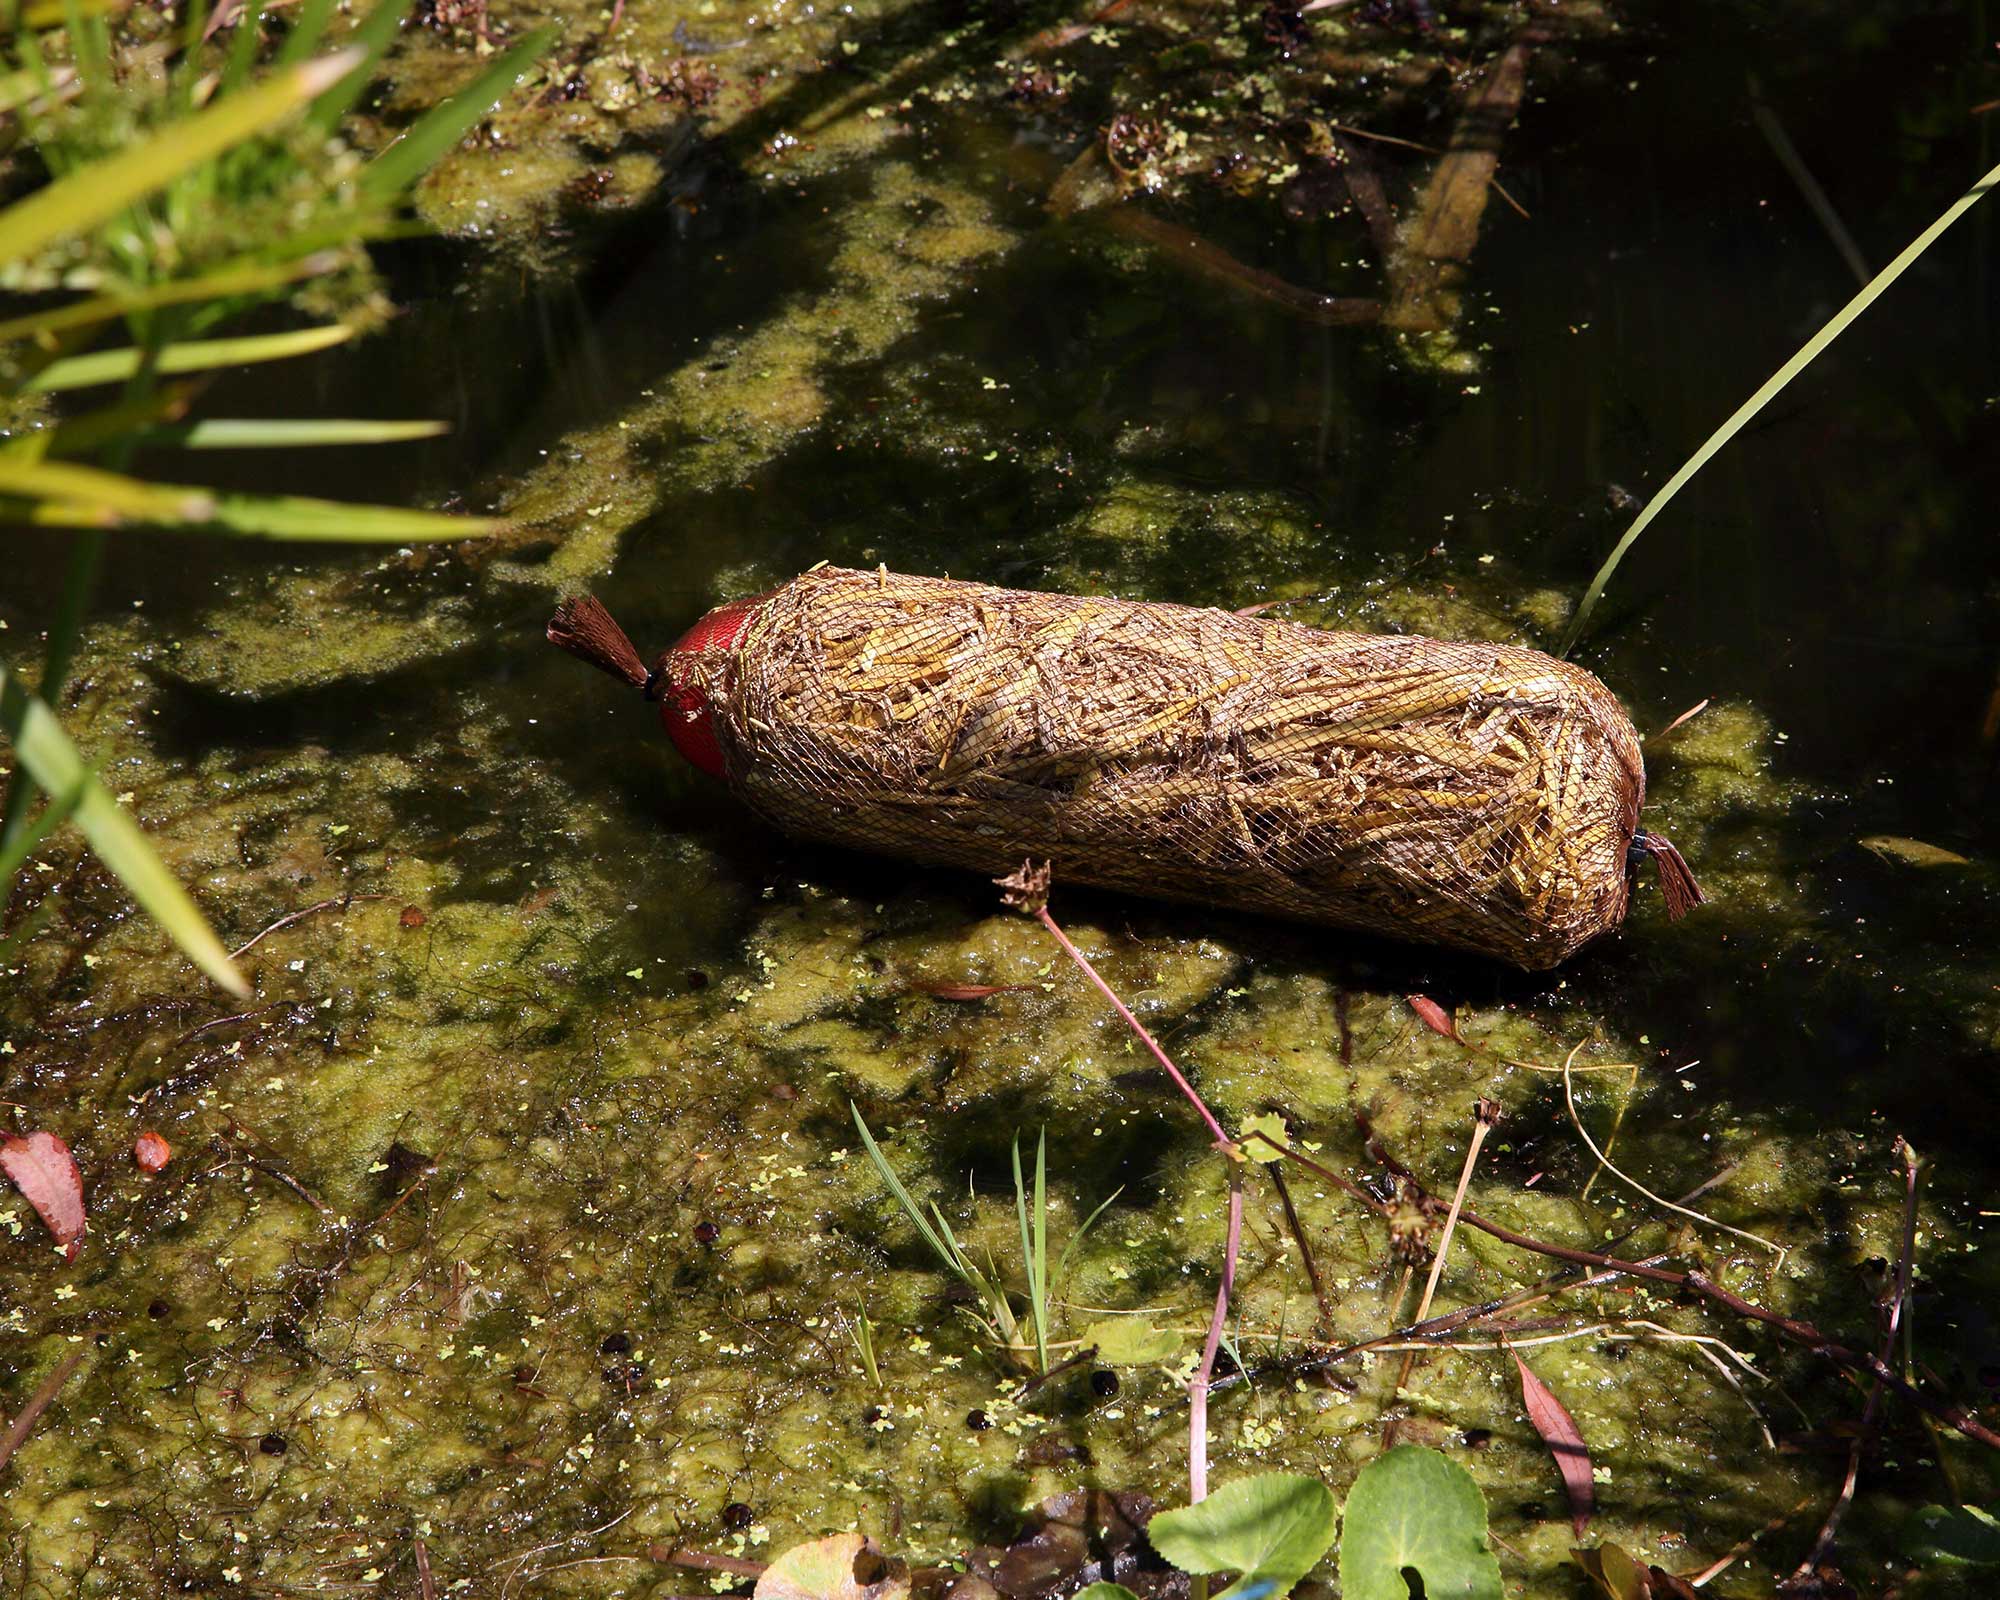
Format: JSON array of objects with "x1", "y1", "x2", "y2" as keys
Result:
[{"x1": 958, "y1": 1492, "x2": 1187, "y2": 1600}]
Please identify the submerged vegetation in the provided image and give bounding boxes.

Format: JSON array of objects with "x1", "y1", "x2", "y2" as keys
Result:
[{"x1": 3, "y1": 1, "x2": 2000, "y2": 1598}]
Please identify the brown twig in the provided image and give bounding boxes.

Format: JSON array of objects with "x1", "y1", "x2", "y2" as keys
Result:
[
  {"x1": 1414, "y1": 1099, "x2": 1502, "y2": 1328},
  {"x1": 416, "y1": 1539, "x2": 437, "y2": 1600},
  {"x1": 1017, "y1": 1344, "x2": 1100, "y2": 1398},
  {"x1": 1267, "y1": 1161, "x2": 1334, "y2": 1333},
  {"x1": 228, "y1": 893, "x2": 387, "y2": 961},
  {"x1": 0, "y1": 1348, "x2": 88, "y2": 1474},
  {"x1": 646, "y1": 1547, "x2": 768, "y2": 1578},
  {"x1": 1783, "y1": 1139, "x2": 1922, "y2": 1590}
]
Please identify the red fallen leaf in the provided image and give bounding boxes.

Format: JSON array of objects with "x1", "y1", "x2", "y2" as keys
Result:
[
  {"x1": 134, "y1": 1132, "x2": 173, "y2": 1173},
  {"x1": 1406, "y1": 994, "x2": 1463, "y2": 1042},
  {"x1": 1512, "y1": 1341, "x2": 1594, "y2": 1538},
  {"x1": 913, "y1": 981, "x2": 1034, "y2": 1001},
  {"x1": 1, "y1": 1131, "x2": 87, "y2": 1260}
]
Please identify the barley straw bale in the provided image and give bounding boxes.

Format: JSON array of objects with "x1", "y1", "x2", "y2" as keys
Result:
[{"x1": 663, "y1": 565, "x2": 1662, "y2": 968}]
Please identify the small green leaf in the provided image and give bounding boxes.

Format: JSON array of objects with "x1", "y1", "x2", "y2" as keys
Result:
[
  {"x1": 1907, "y1": 1504, "x2": 2000, "y2": 1566},
  {"x1": 1147, "y1": 1474, "x2": 1338, "y2": 1600},
  {"x1": 0, "y1": 51, "x2": 360, "y2": 268},
  {"x1": 1337, "y1": 1446, "x2": 1501, "y2": 1600},
  {"x1": 0, "y1": 663, "x2": 246, "y2": 996},
  {"x1": 1079, "y1": 1316, "x2": 1183, "y2": 1367},
  {"x1": 1238, "y1": 1112, "x2": 1289, "y2": 1164},
  {"x1": 360, "y1": 25, "x2": 558, "y2": 200}
]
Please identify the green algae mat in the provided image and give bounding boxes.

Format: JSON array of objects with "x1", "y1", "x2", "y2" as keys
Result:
[{"x1": 5, "y1": 1, "x2": 2000, "y2": 1596}]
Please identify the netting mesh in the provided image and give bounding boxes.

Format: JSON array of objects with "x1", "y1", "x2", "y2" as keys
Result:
[{"x1": 663, "y1": 565, "x2": 1647, "y2": 968}]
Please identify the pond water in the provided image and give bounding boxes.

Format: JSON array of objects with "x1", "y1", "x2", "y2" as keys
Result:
[{"x1": 4, "y1": 1, "x2": 1998, "y2": 1595}]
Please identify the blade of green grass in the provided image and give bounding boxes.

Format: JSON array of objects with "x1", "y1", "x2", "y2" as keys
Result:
[
  {"x1": 0, "y1": 662, "x2": 247, "y2": 995},
  {"x1": 0, "y1": 456, "x2": 215, "y2": 520},
  {"x1": 0, "y1": 50, "x2": 360, "y2": 268},
  {"x1": 1562, "y1": 156, "x2": 2000, "y2": 657},
  {"x1": 207, "y1": 491, "x2": 500, "y2": 540},
  {"x1": 138, "y1": 418, "x2": 449, "y2": 448},
  {"x1": 25, "y1": 323, "x2": 354, "y2": 391},
  {"x1": 851, "y1": 1102, "x2": 969, "y2": 1281},
  {"x1": 0, "y1": 255, "x2": 338, "y2": 345},
  {"x1": 274, "y1": 0, "x2": 340, "y2": 64},
  {"x1": 1051, "y1": 1184, "x2": 1124, "y2": 1289},
  {"x1": 304, "y1": 0, "x2": 413, "y2": 135},
  {"x1": 0, "y1": 774, "x2": 84, "y2": 885},
  {"x1": 221, "y1": 0, "x2": 270, "y2": 93},
  {"x1": 359, "y1": 24, "x2": 557, "y2": 200}
]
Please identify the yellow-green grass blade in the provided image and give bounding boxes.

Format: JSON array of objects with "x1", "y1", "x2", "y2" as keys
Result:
[
  {"x1": 304, "y1": 0, "x2": 412, "y2": 135},
  {"x1": 0, "y1": 50, "x2": 361, "y2": 268},
  {"x1": 205, "y1": 492, "x2": 501, "y2": 540},
  {"x1": 1561, "y1": 156, "x2": 2000, "y2": 657},
  {"x1": 0, "y1": 255, "x2": 337, "y2": 345},
  {"x1": 24, "y1": 322, "x2": 353, "y2": 391},
  {"x1": 140, "y1": 417, "x2": 449, "y2": 448},
  {"x1": 0, "y1": 455, "x2": 215, "y2": 520},
  {"x1": 0, "y1": 662, "x2": 247, "y2": 995},
  {"x1": 360, "y1": 24, "x2": 557, "y2": 200}
]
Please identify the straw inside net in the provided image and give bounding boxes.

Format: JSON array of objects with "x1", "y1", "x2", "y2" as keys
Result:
[{"x1": 666, "y1": 566, "x2": 1646, "y2": 968}]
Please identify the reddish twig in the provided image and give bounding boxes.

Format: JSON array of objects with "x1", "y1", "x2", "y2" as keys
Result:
[
  {"x1": 229, "y1": 893, "x2": 387, "y2": 960},
  {"x1": 1268, "y1": 1161, "x2": 1334, "y2": 1333},
  {"x1": 646, "y1": 1548, "x2": 768, "y2": 1578},
  {"x1": 0, "y1": 1348, "x2": 88, "y2": 1474},
  {"x1": 416, "y1": 1539, "x2": 437, "y2": 1600},
  {"x1": 1028, "y1": 902, "x2": 1233, "y2": 1150},
  {"x1": 1189, "y1": 1165, "x2": 1244, "y2": 1504}
]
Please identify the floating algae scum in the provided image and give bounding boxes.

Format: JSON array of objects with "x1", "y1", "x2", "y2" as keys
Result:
[{"x1": 6, "y1": 2, "x2": 2000, "y2": 1597}]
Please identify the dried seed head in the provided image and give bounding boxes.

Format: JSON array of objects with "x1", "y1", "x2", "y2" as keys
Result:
[{"x1": 995, "y1": 858, "x2": 1052, "y2": 916}]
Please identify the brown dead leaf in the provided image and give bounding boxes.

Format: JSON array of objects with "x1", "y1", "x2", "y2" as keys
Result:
[
  {"x1": 914, "y1": 981, "x2": 1034, "y2": 1001},
  {"x1": 1512, "y1": 1342, "x2": 1594, "y2": 1538},
  {"x1": 755, "y1": 1536, "x2": 909, "y2": 1600},
  {"x1": 1, "y1": 1131, "x2": 86, "y2": 1259},
  {"x1": 1406, "y1": 994, "x2": 1462, "y2": 1043}
]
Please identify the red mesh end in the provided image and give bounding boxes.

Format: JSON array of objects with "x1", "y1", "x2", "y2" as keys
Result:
[{"x1": 660, "y1": 598, "x2": 761, "y2": 778}]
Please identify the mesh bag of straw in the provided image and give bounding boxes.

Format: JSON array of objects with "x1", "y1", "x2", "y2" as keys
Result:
[{"x1": 552, "y1": 565, "x2": 1702, "y2": 968}]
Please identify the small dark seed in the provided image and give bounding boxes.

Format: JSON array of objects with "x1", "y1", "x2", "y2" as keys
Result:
[
  {"x1": 600, "y1": 1332, "x2": 632, "y2": 1356},
  {"x1": 722, "y1": 1502, "x2": 754, "y2": 1531},
  {"x1": 1090, "y1": 1369, "x2": 1120, "y2": 1398},
  {"x1": 863, "y1": 1405, "x2": 885, "y2": 1426},
  {"x1": 693, "y1": 1221, "x2": 720, "y2": 1245},
  {"x1": 686, "y1": 969, "x2": 710, "y2": 990},
  {"x1": 1460, "y1": 1427, "x2": 1492, "y2": 1450},
  {"x1": 966, "y1": 1408, "x2": 992, "y2": 1431},
  {"x1": 259, "y1": 1434, "x2": 287, "y2": 1456},
  {"x1": 147, "y1": 1298, "x2": 171, "y2": 1319}
]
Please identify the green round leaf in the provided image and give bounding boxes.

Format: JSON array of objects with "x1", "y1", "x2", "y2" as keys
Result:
[
  {"x1": 1337, "y1": 1446, "x2": 1502, "y2": 1600},
  {"x1": 1147, "y1": 1473, "x2": 1338, "y2": 1600}
]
